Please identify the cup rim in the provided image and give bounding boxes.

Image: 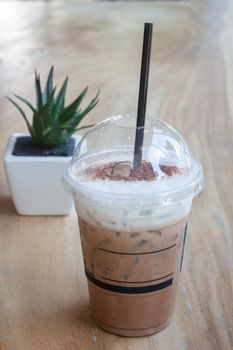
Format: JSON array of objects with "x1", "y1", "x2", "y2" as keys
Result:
[{"x1": 63, "y1": 159, "x2": 203, "y2": 205}]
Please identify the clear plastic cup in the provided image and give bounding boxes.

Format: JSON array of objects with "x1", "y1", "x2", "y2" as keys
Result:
[{"x1": 63, "y1": 115, "x2": 203, "y2": 337}]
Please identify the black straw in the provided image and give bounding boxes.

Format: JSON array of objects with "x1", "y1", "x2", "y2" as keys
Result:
[{"x1": 133, "y1": 22, "x2": 153, "y2": 170}]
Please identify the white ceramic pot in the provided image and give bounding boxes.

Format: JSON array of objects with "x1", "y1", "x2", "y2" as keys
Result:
[{"x1": 4, "y1": 133, "x2": 81, "y2": 216}]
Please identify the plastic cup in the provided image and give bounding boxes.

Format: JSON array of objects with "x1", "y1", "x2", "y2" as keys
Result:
[{"x1": 63, "y1": 115, "x2": 203, "y2": 337}]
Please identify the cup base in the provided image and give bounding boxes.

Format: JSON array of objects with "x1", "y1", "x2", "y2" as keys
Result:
[{"x1": 94, "y1": 317, "x2": 171, "y2": 337}]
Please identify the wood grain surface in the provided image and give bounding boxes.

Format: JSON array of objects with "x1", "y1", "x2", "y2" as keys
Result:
[{"x1": 0, "y1": 0, "x2": 232, "y2": 349}]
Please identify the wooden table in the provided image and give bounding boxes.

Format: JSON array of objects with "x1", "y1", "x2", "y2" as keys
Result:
[{"x1": 0, "y1": 0, "x2": 232, "y2": 349}]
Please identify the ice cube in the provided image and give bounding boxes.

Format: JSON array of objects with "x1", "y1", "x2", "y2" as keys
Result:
[{"x1": 112, "y1": 162, "x2": 131, "y2": 177}]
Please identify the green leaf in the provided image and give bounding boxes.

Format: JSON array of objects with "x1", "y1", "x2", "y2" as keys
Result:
[
  {"x1": 40, "y1": 128, "x2": 73, "y2": 148},
  {"x1": 6, "y1": 97, "x2": 34, "y2": 138},
  {"x1": 32, "y1": 88, "x2": 56, "y2": 143},
  {"x1": 52, "y1": 76, "x2": 68, "y2": 121},
  {"x1": 42, "y1": 123, "x2": 95, "y2": 147},
  {"x1": 64, "y1": 90, "x2": 99, "y2": 129},
  {"x1": 75, "y1": 124, "x2": 95, "y2": 131},
  {"x1": 43, "y1": 66, "x2": 54, "y2": 104},
  {"x1": 78, "y1": 89, "x2": 99, "y2": 117},
  {"x1": 14, "y1": 94, "x2": 37, "y2": 113},
  {"x1": 50, "y1": 124, "x2": 94, "y2": 133},
  {"x1": 35, "y1": 71, "x2": 43, "y2": 109},
  {"x1": 7, "y1": 66, "x2": 99, "y2": 148},
  {"x1": 58, "y1": 87, "x2": 88, "y2": 125}
]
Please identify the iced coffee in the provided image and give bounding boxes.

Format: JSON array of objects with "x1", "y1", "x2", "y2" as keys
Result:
[{"x1": 63, "y1": 115, "x2": 203, "y2": 336}]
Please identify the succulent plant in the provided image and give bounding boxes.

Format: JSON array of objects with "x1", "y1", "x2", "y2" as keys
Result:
[{"x1": 7, "y1": 66, "x2": 99, "y2": 148}]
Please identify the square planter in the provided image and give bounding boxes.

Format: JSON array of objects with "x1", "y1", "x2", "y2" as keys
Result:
[{"x1": 4, "y1": 133, "x2": 81, "y2": 216}]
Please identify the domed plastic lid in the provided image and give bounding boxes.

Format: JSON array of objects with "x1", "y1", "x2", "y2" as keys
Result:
[{"x1": 64, "y1": 115, "x2": 203, "y2": 203}]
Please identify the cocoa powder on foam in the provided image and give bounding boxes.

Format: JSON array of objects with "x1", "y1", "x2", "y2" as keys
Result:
[{"x1": 83, "y1": 161, "x2": 180, "y2": 182}]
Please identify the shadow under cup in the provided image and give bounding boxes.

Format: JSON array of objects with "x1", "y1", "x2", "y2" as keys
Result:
[{"x1": 63, "y1": 115, "x2": 203, "y2": 336}]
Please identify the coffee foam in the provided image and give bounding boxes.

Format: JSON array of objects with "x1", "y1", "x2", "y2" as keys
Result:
[
  {"x1": 72, "y1": 173, "x2": 192, "y2": 232},
  {"x1": 72, "y1": 171, "x2": 190, "y2": 196}
]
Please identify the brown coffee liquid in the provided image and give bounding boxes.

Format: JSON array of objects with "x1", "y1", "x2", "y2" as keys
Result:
[{"x1": 78, "y1": 217, "x2": 188, "y2": 336}]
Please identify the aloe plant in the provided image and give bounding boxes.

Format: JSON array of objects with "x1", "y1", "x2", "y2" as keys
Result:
[{"x1": 7, "y1": 66, "x2": 99, "y2": 148}]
